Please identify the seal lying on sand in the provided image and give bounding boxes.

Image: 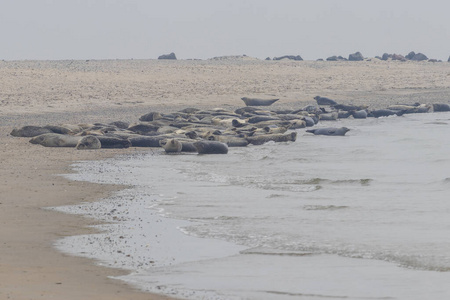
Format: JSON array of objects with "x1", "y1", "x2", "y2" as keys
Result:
[
  {"x1": 306, "y1": 127, "x2": 350, "y2": 136},
  {"x1": 246, "y1": 132, "x2": 297, "y2": 145},
  {"x1": 76, "y1": 136, "x2": 102, "y2": 150},
  {"x1": 160, "y1": 139, "x2": 183, "y2": 153},
  {"x1": 11, "y1": 126, "x2": 53, "y2": 137},
  {"x1": 29, "y1": 133, "x2": 82, "y2": 147},
  {"x1": 96, "y1": 136, "x2": 131, "y2": 148},
  {"x1": 368, "y1": 109, "x2": 404, "y2": 118},
  {"x1": 314, "y1": 96, "x2": 338, "y2": 106},
  {"x1": 241, "y1": 97, "x2": 279, "y2": 106},
  {"x1": 194, "y1": 141, "x2": 229, "y2": 154}
]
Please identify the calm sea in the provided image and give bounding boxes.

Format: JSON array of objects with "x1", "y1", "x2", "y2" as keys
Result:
[{"x1": 56, "y1": 111, "x2": 450, "y2": 300}]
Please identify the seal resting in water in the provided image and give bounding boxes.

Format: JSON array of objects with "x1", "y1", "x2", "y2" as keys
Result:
[
  {"x1": 76, "y1": 136, "x2": 102, "y2": 150},
  {"x1": 194, "y1": 141, "x2": 229, "y2": 154},
  {"x1": 306, "y1": 127, "x2": 350, "y2": 136},
  {"x1": 29, "y1": 133, "x2": 82, "y2": 147},
  {"x1": 241, "y1": 97, "x2": 279, "y2": 106},
  {"x1": 314, "y1": 96, "x2": 338, "y2": 106}
]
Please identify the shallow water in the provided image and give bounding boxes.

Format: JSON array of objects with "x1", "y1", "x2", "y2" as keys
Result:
[{"x1": 56, "y1": 111, "x2": 450, "y2": 299}]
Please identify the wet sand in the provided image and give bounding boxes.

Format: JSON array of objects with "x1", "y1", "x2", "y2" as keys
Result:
[{"x1": 1, "y1": 58, "x2": 449, "y2": 299}]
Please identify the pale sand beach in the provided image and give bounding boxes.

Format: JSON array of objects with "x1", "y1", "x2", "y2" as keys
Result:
[{"x1": 1, "y1": 58, "x2": 450, "y2": 299}]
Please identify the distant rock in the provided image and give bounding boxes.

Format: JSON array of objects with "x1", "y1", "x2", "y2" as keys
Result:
[
  {"x1": 208, "y1": 55, "x2": 259, "y2": 61},
  {"x1": 348, "y1": 52, "x2": 364, "y2": 61},
  {"x1": 405, "y1": 51, "x2": 416, "y2": 60},
  {"x1": 273, "y1": 55, "x2": 303, "y2": 61},
  {"x1": 411, "y1": 53, "x2": 428, "y2": 61},
  {"x1": 316, "y1": 58, "x2": 324, "y2": 61},
  {"x1": 326, "y1": 55, "x2": 347, "y2": 61},
  {"x1": 428, "y1": 59, "x2": 438, "y2": 63},
  {"x1": 265, "y1": 57, "x2": 271, "y2": 60},
  {"x1": 448, "y1": 56, "x2": 450, "y2": 62},
  {"x1": 158, "y1": 52, "x2": 177, "y2": 60},
  {"x1": 381, "y1": 53, "x2": 390, "y2": 61},
  {"x1": 391, "y1": 54, "x2": 406, "y2": 61}
]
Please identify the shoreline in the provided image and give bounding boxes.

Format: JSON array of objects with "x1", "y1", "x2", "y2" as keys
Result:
[
  {"x1": 1, "y1": 59, "x2": 449, "y2": 299},
  {"x1": 0, "y1": 116, "x2": 173, "y2": 300}
]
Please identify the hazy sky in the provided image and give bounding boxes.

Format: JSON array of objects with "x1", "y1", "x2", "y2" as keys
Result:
[{"x1": 2, "y1": 0, "x2": 450, "y2": 60}]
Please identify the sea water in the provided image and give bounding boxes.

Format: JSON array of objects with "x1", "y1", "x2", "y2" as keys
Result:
[{"x1": 56, "y1": 111, "x2": 450, "y2": 300}]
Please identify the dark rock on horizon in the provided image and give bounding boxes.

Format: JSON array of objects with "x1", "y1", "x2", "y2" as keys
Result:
[
  {"x1": 265, "y1": 57, "x2": 271, "y2": 60},
  {"x1": 326, "y1": 56, "x2": 347, "y2": 61},
  {"x1": 392, "y1": 54, "x2": 406, "y2": 61},
  {"x1": 273, "y1": 55, "x2": 303, "y2": 61},
  {"x1": 381, "y1": 53, "x2": 390, "y2": 61},
  {"x1": 405, "y1": 51, "x2": 416, "y2": 60},
  {"x1": 158, "y1": 52, "x2": 177, "y2": 60},
  {"x1": 411, "y1": 53, "x2": 428, "y2": 61},
  {"x1": 348, "y1": 52, "x2": 364, "y2": 61}
]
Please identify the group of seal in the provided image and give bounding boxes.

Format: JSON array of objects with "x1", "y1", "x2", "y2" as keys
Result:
[
  {"x1": 11, "y1": 105, "x2": 303, "y2": 154},
  {"x1": 10, "y1": 95, "x2": 450, "y2": 153}
]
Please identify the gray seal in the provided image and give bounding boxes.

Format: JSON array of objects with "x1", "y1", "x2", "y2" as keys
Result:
[
  {"x1": 160, "y1": 139, "x2": 183, "y2": 153},
  {"x1": 29, "y1": 133, "x2": 82, "y2": 147},
  {"x1": 314, "y1": 96, "x2": 338, "y2": 106},
  {"x1": 368, "y1": 109, "x2": 404, "y2": 118},
  {"x1": 11, "y1": 126, "x2": 53, "y2": 137},
  {"x1": 351, "y1": 110, "x2": 368, "y2": 119},
  {"x1": 246, "y1": 132, "x2": 297, "y2": 145},
  {"x1": 194, "y1": 141, "x2": 229, "y2": 154},
  {"x1": 241, "y1": 97, "x2": 279, "y2": 106},
  {"x1": 76, "y1": 136, "x2": 102, "y2": 150},
  {"x1": 96, "y1": 136, "x2": 132, "y2": 148},
  {"x1": 306, "y1": 127, "x2": 350, "y2": 136}
]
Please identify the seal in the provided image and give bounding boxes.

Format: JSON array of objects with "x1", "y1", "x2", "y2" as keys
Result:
[
  {"x1": 241, "y1": 97, "x2": 279, "y2": 106},
  {"x1": 247, "y1": 115, "x2": 281, "y2": 124},
  {"x1": 314, "y1": 96, "x2": 338, "y2": 106},
  {"x1": 44, "y1": 124, "x2": 82, "y2": 135},
  {"x1": 368, "y1": 109, "x2": 404, "y2": 118},
  {"x1": 194, "y1": 141, "x2": 229, "y2": 154},
  {"x1": 306, "y1": 127, "x2": 350, "y2": 136},
  {"x1": 96, "y1": 136, "x2": 132, "y2": 148},
  {"x1": 29, "y1": 133, "x2": 82, "y2": 147},
  {"x1": 160, "y1": 139, "x2": 183, "y2": 153},
  {"x1": 10, "y1": 126, "x2": 52, "y2": 137},
  {"x1": 432, "y1": 103, "x2": 450, "y2": 112},
  {"x1": 333, "y1": 104, "x2": 368, "y2": 111},
  {"x1": 180, "y1": 142, "x2": 198, "y2": 152},
  {"x1": 246, "y1": 132, "x2": 297, "y2": 145},
  {"x1": 214, "y1": 136, "x2": 250, "y2": 147},
  {"x1": 76, "y1": 136, "x2": 102, "y2": 150},
  {"x1": 351, "y1": 109, "x2": 368, "y2": 119}
]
